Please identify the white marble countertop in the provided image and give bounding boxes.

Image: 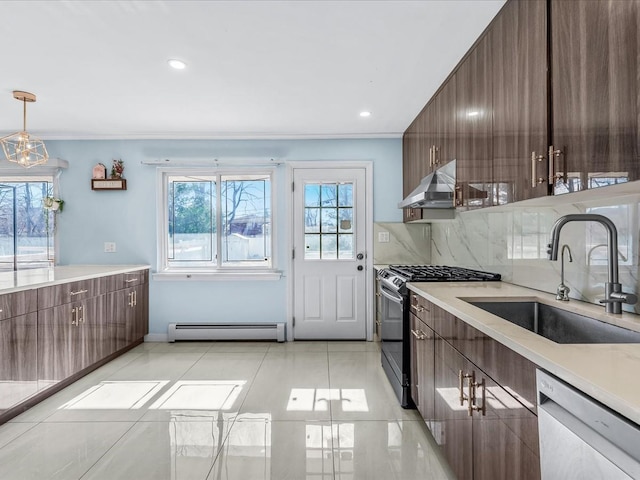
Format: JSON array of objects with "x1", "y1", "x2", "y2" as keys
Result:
[
  {"x1": 0, "y1": 265, "x2": 151, "y2": 294},
  {"x1": 407, "y1": 281, "x2": 640, "y2": 424}
]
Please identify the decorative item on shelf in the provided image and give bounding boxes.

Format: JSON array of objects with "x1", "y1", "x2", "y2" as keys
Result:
[
  {"x1": 111, "y1": 159, "x2": 124, "y2": 179},
  {"x1": 92, "y1": 163, "x2": 107, "y2": 179},
  {"x1": 0, "y1": 91, "x2": 49, "y2": 168},
  {"x1": 91, "y1": 159, "x2": 127, "y2": 190}
]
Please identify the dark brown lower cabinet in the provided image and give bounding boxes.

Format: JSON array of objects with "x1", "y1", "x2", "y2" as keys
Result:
[
  {"x1": 0, "y1": 312, "x2": 38, "y2": 413},
  {"x1": 38, "y1": 295, "x2": 107, "y2": 382},
  {"x1": 1, "y1": 270, "x2": 149, "y2": 425},
  {"x1": 107, "y1": 283, "x2": 148, "y2": 351},
  {"x1": 410, "y1": 313, "x2": 435, "y2": 424},
  {"x1": 473, "y1": 375, "x2": 540, "y2": 480},
  {"x1": 412, "y1": 297, "x2": 540, "y2": 480},
  {"x1": 434, "y1": 335, "x2": 473, "y2": 480}
]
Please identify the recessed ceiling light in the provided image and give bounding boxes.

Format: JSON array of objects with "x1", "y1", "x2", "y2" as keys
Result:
[
  {"x1": 168, "y1": 59, "x2": 187, "y2": 70},
  {"x1": 467, "y1": 111, "x2": 480, "y2": 117},
  {"x1": 360, "y1": 111, "x2": 371, "y2": 117}
]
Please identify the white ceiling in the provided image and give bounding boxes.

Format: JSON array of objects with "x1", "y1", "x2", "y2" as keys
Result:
[{"x1": 0, "y1": 0, "x2": 505, "y2": 140}]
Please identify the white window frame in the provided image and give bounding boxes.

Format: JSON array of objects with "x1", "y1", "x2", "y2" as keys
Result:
[
  {"x1": 154, "y1": 167, "x2": 281, "y2": 281},
  {"x1": 0, "y1": 173, "x2": 58, "y2": 269}
]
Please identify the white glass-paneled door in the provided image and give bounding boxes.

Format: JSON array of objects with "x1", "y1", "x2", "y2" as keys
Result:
[{"x1": 292, "y1": 167, "x2": 367, "y2": 339}]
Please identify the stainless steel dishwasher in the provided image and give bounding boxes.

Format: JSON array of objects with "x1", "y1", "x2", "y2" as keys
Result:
[{"x1": 537, "y1": 369, "x2": 640, "y2": 479}]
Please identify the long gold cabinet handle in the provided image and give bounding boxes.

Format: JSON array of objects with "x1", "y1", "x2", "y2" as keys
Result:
[
  {"x1": 472, "y1": 377, "x2": 486, "y2": 416},
  {"x1": 548, "y1": 145, "x2": 565, "y2": 184},
  {"x1": 127, "y1": 290, "x2": 138, "y2": 307},
  {"x1": 458, "y1": 370, "x2": 486, "y2": 416},
  {"x1": 458, "y1": 370, "x2": 472, "y2": 407},
  {"x1": 531, "y1": 151, "x2": 546, "y2": 188}
]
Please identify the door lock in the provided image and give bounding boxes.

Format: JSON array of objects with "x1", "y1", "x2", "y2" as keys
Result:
[
  {"x1": 357, "y1": 265, "x2": 364, "y2": 271},
  {"x1": 356, "y1": 253, "x2": 364, "y2": 260}
]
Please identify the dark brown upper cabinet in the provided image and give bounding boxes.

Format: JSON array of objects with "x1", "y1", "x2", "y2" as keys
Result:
[
  {"x1": 402, "y1": 0, "x2": 639, "y2": 216},
  {"x1": 402, "y1": 120, "x2": 424, "y2": 222},
  {"x1": 550, "y1": 0, "x2": 640, "y2": 194},
  {"x1": 491, "y1": 0, "x2": 548, "y2": 204},
  {"x1": 456, "y1": 33, "x2": 494, "y2": 208},
  {"x1": 434, "y1": 79, "x2": 457, "y2": 169}
]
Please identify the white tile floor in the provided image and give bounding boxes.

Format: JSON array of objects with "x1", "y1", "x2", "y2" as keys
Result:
[{"x1": 0, "y1": 341, "x2": 455, "y2": 480}]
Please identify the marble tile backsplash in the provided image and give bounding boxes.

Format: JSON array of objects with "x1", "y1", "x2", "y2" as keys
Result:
[
  {"x1": 430, "y1": 194, "x2": 640, "y2": 315},
  {"x1": 373, "y1": 223, "x2": 430, "y2": 265}
]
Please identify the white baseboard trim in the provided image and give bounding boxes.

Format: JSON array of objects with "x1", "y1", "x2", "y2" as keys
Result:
[{"x1": 144, "y1": 333, "x2": 169, "y2": 342}]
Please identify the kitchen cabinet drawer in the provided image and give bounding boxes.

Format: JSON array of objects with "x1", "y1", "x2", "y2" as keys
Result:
[
  {"x1": 409, "y1": 293, "x2": 431, "y2": 326},
  {"x1": 38, "y1": 279, "x2": 102, "y2": 309},
  {"x1": 106, "y1": 270, "x2": 148, "y2": 292},
  {"x1": 0, "y1": 289, "x2": 38, "y2": 321}
]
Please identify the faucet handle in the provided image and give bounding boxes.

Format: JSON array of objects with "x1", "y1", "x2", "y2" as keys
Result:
[
  {"x1": 599, "y1": 292, "x2": 638, "y2": 306},
  {"x1": 546, "y1": 243, "x2": 553, "y2": 259}
]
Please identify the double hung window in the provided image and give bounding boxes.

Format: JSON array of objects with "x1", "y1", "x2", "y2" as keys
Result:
[{"x1": 158, "y1": 169, "x2": 274, "y2": 274}]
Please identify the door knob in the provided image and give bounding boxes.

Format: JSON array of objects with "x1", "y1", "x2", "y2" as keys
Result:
[
  {"x1": 357, "y1": 265, "x2": 363, "y2": 271},
  {"x1": 356, "y1": 253, "x2": 364, "y2": 260}
]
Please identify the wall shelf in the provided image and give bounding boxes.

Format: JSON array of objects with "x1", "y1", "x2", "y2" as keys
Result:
[{"x1": 91, "y1": 179, "x2": 127, "y2": 190}]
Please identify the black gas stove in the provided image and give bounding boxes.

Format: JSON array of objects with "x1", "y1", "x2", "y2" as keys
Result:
[{"x1": 377, "y1": 264, "x2": 501, "y2": 408}]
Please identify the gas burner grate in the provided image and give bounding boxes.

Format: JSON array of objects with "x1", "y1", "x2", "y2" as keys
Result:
[{"x1": 388, "y1": 265, "x2": 501, "y2": 282}]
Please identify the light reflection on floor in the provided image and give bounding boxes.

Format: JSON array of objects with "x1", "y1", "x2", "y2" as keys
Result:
[{"x1": 0, "y1": 341, "x2": 455, "y2": 480}]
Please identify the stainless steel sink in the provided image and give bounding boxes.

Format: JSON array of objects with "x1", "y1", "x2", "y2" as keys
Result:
[{"x1": 467, "y1": 300, "x2": 640, "y2": 344}]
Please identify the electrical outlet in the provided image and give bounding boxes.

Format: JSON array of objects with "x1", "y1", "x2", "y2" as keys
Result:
[
  {"x1": 104, "y1": 242, "x2": 117, "y2": 253},
  {"x1": 378, "y1": 231, "x2": 390, "y2": 243}
]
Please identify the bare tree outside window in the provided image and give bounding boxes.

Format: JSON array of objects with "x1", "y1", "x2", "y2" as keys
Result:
[
  {"x1": 165, "y1": 172, "x2": 272, "y2": 270},
  {"x1": 0, "y1": 179, "x2": 54, "y2": 271}
]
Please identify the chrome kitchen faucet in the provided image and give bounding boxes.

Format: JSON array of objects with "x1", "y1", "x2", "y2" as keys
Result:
[{"x1": 547, "y1": 214, "x2": 638, "y2": 314}]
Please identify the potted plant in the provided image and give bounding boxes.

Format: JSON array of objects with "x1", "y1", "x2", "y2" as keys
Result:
[
  {"x1": 43, "y1": 196, "x2": 64, "y2": 212},
  {"x1": 111, "y1": 159, "x2": 124, "y2": 179}
]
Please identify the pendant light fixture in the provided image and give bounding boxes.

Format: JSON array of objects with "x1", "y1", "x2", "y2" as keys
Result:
[{"x1": 0, "y1": 90, "x2": 48, "y2": 168}]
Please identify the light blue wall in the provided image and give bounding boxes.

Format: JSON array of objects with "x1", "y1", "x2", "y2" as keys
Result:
[{"x1": 46, "y1": 138, "x2": 402, "y2": 335}]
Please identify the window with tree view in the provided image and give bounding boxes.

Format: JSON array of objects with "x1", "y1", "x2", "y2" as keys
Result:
[
  {"x1": 0, "y1": 177, "x2": 55, "y2": 271},
  {"x1": 163, "y1": 171, "x2": 272, "y2": 271}
]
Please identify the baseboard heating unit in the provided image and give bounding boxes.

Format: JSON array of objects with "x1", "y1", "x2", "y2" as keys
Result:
[{"x1": 168, "y1": 323, "x2": 286, "y2": 343}]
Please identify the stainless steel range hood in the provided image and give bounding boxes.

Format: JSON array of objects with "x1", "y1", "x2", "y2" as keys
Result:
[{"x1": 398, "y1": 159, "x2": 456, "y2": 210}]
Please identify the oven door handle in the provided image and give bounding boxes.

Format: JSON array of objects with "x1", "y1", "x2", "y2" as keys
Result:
[{"x1": 379, "y1": 286, "x2": 403, "y2": 305}]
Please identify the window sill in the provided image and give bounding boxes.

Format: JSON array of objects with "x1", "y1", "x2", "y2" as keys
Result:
[{"x1": 152, "y1": 270, "x2": 283, "y2": 282}]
